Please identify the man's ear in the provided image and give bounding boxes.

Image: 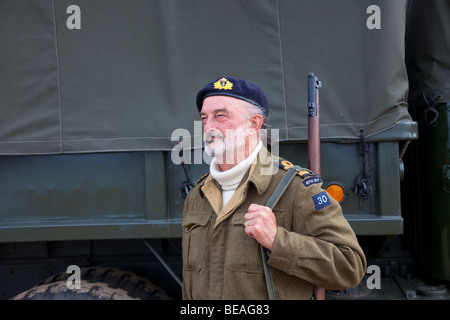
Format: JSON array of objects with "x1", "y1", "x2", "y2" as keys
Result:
[{"x1": 249, "y1": 114, "x2": 264, "y2": 131}]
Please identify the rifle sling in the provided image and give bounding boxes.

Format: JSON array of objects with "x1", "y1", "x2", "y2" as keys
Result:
[{"x1": 261, "y1": 165, "x2": 302, "y2": 300}]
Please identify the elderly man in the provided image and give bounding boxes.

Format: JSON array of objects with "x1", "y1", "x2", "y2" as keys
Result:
[{"x1": 182, "y1": 76, "x2": 366, "y2": 300}]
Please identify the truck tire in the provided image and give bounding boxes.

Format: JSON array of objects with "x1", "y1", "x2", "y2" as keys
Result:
[
  {"x1": 11, "y1": 281, "x2": 138, "y2": 300},
  {"x1": 12, "y1": 267, "x2": 172, "y2": 300}
]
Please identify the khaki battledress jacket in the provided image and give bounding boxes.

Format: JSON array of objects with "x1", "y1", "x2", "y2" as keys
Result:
[{"x1": 182, "y1": 147, "x2": 366, "y2": 300}]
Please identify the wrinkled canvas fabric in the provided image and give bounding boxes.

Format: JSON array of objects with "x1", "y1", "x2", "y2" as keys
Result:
[{"x1": 0, "y1": 0, "x2": 411, "y2": 155}]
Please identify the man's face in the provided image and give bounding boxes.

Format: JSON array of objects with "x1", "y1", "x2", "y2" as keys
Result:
[{"x1": 200, "y1": 96, "x2": 251, "y2": 162}]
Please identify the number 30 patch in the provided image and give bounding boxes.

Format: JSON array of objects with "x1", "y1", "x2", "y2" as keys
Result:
[{"x1": 312, "y1": 191, "x2": 331, "y2": 211}]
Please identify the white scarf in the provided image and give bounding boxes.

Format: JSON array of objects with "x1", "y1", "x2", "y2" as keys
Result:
[{"x1": 210, "y1": 141, "x2": 263, "y2": 208}]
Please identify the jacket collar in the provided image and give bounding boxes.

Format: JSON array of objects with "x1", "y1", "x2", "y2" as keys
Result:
[{"x1": 248, "y1": 145, "x2": 276, "y2": 195}]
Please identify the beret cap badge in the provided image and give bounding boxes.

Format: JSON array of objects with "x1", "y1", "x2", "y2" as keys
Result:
[{"x1": 213, "y1": 78, "x2": 233, "y2": 90}]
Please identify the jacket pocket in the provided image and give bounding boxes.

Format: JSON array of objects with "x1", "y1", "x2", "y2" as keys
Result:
[
  {"x1": 227, "y1": 213, "x2": 260, "y2": 273},
  {"x1": 273, "y1": 208, "x2": 286, "y2": 229},
  {"x1": 226, "y1": 209, "x2": 285, "y2": 273},
  {"x1": 182, "y1": 214, "x2": 211, "y2": 272}
]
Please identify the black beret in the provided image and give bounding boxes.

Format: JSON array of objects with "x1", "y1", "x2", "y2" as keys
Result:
[{"x1": 196, "y1": 77, "x2": 269, "y2": 115}]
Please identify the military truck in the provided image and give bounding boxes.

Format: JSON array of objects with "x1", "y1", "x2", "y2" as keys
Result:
[{"x1": 0, "y1": 0, "x2": 448, "y2": 300}]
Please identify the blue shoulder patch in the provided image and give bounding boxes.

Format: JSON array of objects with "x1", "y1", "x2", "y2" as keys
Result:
[
  {"x1": 302, "y1": 175, "x2": 322, "y2": 187},
  {"x1": 312, "y1": 191, "x2": 331, "y2": 211}
]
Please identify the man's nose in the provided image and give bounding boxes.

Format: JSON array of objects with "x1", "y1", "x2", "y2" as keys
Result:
[{"x1": 202, "y1": 117, "x2": 213, "y2": 133}]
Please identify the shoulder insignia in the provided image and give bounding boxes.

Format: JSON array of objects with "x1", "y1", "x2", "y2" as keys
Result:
[
  {"x1": 312, "y1": 191, "x2": 331, "y2": 211},
  {"x1": 195, "y1": 173, "x2": 210, "y2": 186},
  {"x1": 278, "y1": 158, "x2": 315, "y2": 179},
  {"x1": 302, "y1": 175, "x2": 322, "y2": 187}
]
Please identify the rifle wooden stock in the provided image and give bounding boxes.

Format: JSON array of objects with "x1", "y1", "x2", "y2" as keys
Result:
[{"x1": 308, "y1": 87, "x2": 321, "y2": 175}]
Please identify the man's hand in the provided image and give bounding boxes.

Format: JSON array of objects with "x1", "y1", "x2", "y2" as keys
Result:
[{"x1": 244, "y1": 204, "x2": 278, "y2": 250}]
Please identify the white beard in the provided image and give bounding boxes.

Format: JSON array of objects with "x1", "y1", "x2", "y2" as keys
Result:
[{"x1": 204, "y1": 126, "x2": 248, "y2": 165}]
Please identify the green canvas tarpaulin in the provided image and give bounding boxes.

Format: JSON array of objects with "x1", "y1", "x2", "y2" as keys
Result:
[{"x1": 0, "y1": 0, "x2": 412, "y2": 155}]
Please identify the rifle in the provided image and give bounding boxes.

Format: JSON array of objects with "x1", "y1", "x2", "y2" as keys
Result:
[
  {"x1": 308, "y1": 73, "x2": 322, "y2": 176},
  {"x1": 307, "y1": 73, "x2": 326, "y2": 300}
]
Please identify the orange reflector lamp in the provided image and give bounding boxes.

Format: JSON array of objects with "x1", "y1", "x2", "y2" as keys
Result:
[{"x1": 325, "y1": 183, "x2": 346, "y2": 203}]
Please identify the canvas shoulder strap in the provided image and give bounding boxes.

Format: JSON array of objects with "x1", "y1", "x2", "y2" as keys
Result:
[{"x1": 261, "y1": 165, "x2": 302, "y2": 300}]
